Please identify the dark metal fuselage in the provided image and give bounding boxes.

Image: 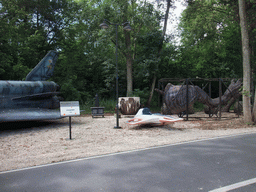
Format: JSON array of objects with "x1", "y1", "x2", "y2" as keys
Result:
[
  {"x1": 0, "y1": 50, "x2": 62, "y2": 122},
  {"x1": 0, "y1": 81, "x2": 59, "y2": 109}
]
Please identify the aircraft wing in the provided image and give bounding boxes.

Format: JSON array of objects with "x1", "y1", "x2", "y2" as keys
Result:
[
  {"x1": 0, "y1": 108, "x2": 63, "y2": 122},
  {"x1": 12, "y1": 92, "x2": 60, "y2": 101}
]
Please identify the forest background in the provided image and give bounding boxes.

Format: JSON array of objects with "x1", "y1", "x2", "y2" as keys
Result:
[{"x1": 0, "y1": 0, "x2": 255, "y2": 118}]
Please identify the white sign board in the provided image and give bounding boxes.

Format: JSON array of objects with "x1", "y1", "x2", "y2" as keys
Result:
[{"x1": 60, "y1": 101, "x2": 80, "y2": 117}]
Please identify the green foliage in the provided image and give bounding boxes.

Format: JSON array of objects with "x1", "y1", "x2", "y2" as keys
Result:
[
  {"x1": 239, "y1": 86, "x2": 252, "y2": 97},
  {"x1": 1, "y1": 0, "x2": 254, "y2": 112},
  {"x1": 81, "y1": 98, "x2": 116, "y2": 114},
  {"x1": 178, "y1": 0, "x2": 244, "y2": 79},
  {"x1": 60, "y1": 77, "x2": 82, "y2": 101},
  {"x1": 99, "y1": 99, "x2": 116, "y2": 113},
  {"x1": 132, "y1": 88, "x2": 150, "y2": 106},
  {"x1": 193, "y1": 101, "x2": 205, "y2": 112},
  {"x1": 0, "y1": 0, "x2": 76, "y2": 80}
]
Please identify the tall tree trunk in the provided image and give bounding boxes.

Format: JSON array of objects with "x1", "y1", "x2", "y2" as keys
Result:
[
  {"x1": 252, "y1": 88, "x2": 256, "y2": 122},
  {"x1": 122, "y1": 1, "x2": 133, "y2": 97},
  {"x1": 238, "y1": 0, "x2": 252, "y2": 123},
  {"x1": 252, "y1": 47, "x2": 256, "y2": 122},
  {"x1": 147, "y1": 0, "x2": 171, "y2": 107},
  {"x1": 125, "y1": 30, "x2": 133, "y2": 97},
  {"x1": 162, "y1": 0, "x2": 171, "y2": 38},
  {"x1": 146, "y1": 75, "x2": 157, "y2": 107}
]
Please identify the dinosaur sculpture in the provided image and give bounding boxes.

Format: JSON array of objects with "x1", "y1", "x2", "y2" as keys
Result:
[
  {"x1": 204, "y1": 90, "x2": 241, "y2": 114},
  {"x1": 155, "y1": 79, "x2": 242, "y2": 115}
]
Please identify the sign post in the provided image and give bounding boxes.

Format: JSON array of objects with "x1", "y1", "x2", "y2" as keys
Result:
[{"x1": 60, "y1": 101, "x2": 80, "y2": 140}]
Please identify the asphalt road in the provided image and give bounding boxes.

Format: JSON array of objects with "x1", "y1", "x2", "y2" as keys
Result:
[{"x1": 1, "y1": 133, "x2": 256, "y2": 192}]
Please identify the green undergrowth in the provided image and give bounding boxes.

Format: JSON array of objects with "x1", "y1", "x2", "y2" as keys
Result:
[
  {"x1": 79, "y1": 99, "x2": 207, "y2": 115},
  {"x1": 80, "y1": 98, "x2": 116, "y2": 114}
]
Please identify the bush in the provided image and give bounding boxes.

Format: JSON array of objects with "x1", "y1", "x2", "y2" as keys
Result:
[
  {"x1": 193, "y1": 101, "x2": 205, "y2": 112},
  {"x1": 80, "y1": 98, "x2": 116, "y2": 114},
  {"x1": 132, "y1": 88, "x2": 150, "y2": 106}
]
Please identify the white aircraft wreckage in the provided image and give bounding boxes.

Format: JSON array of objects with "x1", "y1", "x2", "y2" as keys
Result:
[{"x1": 127, "y1": 108, "x2": 183, "y2": 126}]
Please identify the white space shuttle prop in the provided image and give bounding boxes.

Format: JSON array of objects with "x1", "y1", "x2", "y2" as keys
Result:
[{"x1": 127, "y1": 108, "x2": 183, "y2": 126}]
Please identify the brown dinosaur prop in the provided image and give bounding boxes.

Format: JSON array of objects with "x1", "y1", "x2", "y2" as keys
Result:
[
  {"x1": 155, "y1": 79, "x2": 242, "y2": 115},
  {"x1": 204, "y1": 90, "x2": 241, "y2": 114}
]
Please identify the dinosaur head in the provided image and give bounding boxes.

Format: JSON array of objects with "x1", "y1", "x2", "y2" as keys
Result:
[{"x1": 224, "y1": 79, "x2": 242, "y2": 97}]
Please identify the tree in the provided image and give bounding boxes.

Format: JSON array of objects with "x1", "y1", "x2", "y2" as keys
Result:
[
  {"x1": 51, "y1": 0, "x2": 165, "y2": 102},
  {"x1": 179, "y1": 0, "x2": 242, "y2": 78},
  {"x1": 0, "y1": 0, "x2": 76, "y2": 80},
  {"x1": 97, "y1": 0, "x2": 163, "y2": 97},
  {"x1": 146, "y1": 0, "x2": 173, "y2": 107},
  {"x1": 239, "y1": 0, "x2": 252, "y2": 123},
  {"x1": 181, "y1": 0, "x2": 256, "y2": 123}
]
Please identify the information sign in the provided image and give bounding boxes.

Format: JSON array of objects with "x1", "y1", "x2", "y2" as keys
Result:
[{"x1": 60, "y1": 101, "x2": 80, "y2": 117}]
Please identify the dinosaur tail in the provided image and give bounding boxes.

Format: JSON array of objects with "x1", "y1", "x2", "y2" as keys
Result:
[{"x1": 155, "y1": 88, "x2": 164, "y2": 95}]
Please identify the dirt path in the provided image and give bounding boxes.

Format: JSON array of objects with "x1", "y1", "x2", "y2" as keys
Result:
[{"x1": 1, "y1": 112, "x2": 256, "y2": 172}]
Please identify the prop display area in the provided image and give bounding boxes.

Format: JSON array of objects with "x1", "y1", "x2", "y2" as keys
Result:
[{"x1": 156, "y1": 78, "x2": 242, "y2": 120}]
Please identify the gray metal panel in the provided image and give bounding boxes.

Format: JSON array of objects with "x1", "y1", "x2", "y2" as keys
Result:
[{"x1": 0, "y1": 108, "x2": 62, "y2": 122}]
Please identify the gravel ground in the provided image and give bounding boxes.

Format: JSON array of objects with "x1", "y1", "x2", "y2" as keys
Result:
[{"x1": 0, "y1": 112, "x2": 256, "y2": 172}]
